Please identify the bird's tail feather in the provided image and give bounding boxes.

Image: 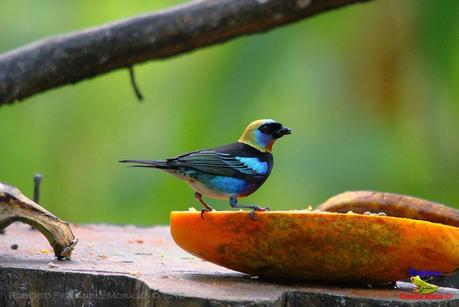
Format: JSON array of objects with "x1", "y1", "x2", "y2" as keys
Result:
[{"x1": 119, "y1": 159, "x2": 172, "y2": 169}]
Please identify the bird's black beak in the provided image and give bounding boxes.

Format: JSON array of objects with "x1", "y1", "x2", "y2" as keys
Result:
[{"x1": 275, "y1": 126, "x2": 293, "y2": 138}]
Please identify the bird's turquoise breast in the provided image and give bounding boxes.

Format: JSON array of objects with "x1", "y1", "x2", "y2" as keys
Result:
[
  {"x1": 181, "y1": 171, "x2": 262, "y2": 199},
  {"x1": 204, "y1": 175, "x2": 252, "y2": 195}
]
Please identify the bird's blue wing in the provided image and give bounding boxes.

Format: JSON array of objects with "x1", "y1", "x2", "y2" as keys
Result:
[{"x1": 173, "y1": 151, "x2": 268, "y2": 177}]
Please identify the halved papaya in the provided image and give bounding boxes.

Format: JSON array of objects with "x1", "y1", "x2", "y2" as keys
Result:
[{"x1": 170, "y1": 211, "x2": 459, "y2": 284}]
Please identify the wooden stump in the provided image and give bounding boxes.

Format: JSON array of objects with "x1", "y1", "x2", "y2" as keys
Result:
[{"x1": 1, "y1": 223, "x2": 457, "y2": 306}]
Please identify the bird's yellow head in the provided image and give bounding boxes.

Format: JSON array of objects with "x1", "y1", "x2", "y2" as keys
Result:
[{"x1": 238, "y1": 119, "x2": 292, "y2": 152}]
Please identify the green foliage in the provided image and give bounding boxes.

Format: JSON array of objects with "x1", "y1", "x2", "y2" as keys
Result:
[{"x1": 1, "y1": 0, "x2": 458, "y2": 225}]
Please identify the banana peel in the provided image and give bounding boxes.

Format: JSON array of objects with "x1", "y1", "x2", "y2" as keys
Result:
[{"x1": 318, "y1": 191, "x2": 459, "y2": 227}]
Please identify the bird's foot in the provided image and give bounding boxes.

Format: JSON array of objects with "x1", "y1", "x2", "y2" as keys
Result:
[
  {"x1": 248, "y1": 206, "x2": 270, "y2": 220},
  {"x1": 195, "y1": 192, "x2": 213, "y2": 219},
  {"x1": 200, "y1": 207, "x2": 213, "y2": 219}
]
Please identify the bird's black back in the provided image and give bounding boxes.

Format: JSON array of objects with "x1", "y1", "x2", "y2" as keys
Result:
[{"x1": 169, "y1": 142, "x2": 273, "y2": 179}]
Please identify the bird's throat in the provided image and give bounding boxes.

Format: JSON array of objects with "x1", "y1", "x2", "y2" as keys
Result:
[{"x1": 238, "y1": 139, "x2": 273, "y2": 153}]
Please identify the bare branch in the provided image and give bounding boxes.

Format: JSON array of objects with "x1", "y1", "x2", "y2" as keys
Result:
[
  {"x1": 0, "y1": 0, "x2": 372, "y2": 105},
  {"x1": 128, "y1": 67, "x2": 144, "y2": 102},
  {"x1": 0, "y1": 181, "x2": 78, "y2": 260}
]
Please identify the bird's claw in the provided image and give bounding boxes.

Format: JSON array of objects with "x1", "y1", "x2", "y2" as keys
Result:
[
  {"x1": 248, "y1": 206, "x2": 270, "y2": 220},
  {"x1": 200, "y1": 208, "x2": 212, "y2": 219}
]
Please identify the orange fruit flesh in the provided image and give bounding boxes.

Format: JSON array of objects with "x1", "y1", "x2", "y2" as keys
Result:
[{"x1": 170, "y1": 211, "x2": 459, "y2": 284}]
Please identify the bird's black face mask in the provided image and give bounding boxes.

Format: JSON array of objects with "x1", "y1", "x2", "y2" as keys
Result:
[{"x1": 258, "y1": 122, "x2": 292, "y2": 139}]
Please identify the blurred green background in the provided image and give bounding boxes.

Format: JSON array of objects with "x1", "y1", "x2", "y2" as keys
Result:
[{"x1": 1, "y1": 0, "x2": 458, "y2": 225}]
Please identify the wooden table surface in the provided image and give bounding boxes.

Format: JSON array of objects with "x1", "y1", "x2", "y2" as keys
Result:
[{"x1": 0, "y1": 223, "x2": 457, "y2": 306}]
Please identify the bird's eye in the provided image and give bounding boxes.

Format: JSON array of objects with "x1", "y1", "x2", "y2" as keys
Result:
[
  {"x1": 258, "y1": 122, "x2": 282, "y2": 135},
  {"x1": 259, "y1": 124, "x2": 270, "y2": 134}
]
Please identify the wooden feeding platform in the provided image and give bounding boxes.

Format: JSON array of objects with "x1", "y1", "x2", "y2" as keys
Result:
[{"x1": 1, "y1": 223, "x2": 457, "y2": 306}]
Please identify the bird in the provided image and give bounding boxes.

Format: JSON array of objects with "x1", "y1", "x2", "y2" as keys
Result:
[{"x1": 120, "y1": 119, "x2": 292, "y2": 218}]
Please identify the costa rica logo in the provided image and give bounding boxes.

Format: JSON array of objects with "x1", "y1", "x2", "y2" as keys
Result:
[{"x1": 410, "y1": 275, "x2": 439, "y2": 294}]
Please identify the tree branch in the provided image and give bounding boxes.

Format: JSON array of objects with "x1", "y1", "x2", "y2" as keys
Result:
[{"x1": 0, "y1": 0, "x2": 371, "y2": 105}]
